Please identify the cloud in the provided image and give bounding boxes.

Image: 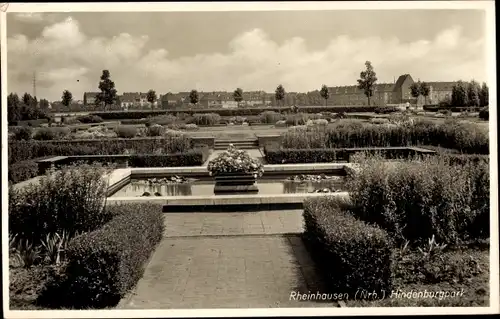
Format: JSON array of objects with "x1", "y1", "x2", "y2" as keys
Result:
[
  {"x1": 13, "y1": 13, "x2": 45, "y2": 23},
  {"x1": 7, "y1": 17, "x2": 486, "y2": 101}
]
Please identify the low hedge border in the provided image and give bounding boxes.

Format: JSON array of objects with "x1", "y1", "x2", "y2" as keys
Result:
[
  {"x1": 8, "y1": 160, "x2": 39, "y2": 184},
  {"x1": 37, "y1": 203, "x2": 165, "y2": 309},
  {"x1": 303, "y1": 197, "x2": 393, "y2": 297}
]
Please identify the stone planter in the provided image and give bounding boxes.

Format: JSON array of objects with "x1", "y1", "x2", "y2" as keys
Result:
[{"x1": 213, "y1": 172, "x2": 258, "y2": 194}]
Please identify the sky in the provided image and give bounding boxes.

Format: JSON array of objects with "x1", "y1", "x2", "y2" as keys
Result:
[{"x1": 6, "y1": 10, "x2": 488, "y2": 102}]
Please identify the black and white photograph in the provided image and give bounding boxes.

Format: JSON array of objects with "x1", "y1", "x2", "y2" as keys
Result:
[{"x1": 1, "y1": 1, "x2": 498, "y2": 318}]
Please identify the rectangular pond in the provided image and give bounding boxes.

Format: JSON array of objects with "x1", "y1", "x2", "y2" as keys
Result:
[{"x1": 110, "y1": 175, "x2": 346, "y2": 197}]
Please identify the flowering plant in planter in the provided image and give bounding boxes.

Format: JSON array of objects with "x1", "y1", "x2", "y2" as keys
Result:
[{"x1": 207, "y1": 144, "x2": 264, "y2": 178}]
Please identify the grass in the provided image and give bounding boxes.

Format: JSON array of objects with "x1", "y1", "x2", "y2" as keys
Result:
[{"x1": 345, "y1": 247, "x2": 489, "y2": 307}]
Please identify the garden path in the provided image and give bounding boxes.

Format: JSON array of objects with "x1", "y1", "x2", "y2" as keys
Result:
[{"x1": 117, "y1": 210, "x2": 337, "y2": 309}]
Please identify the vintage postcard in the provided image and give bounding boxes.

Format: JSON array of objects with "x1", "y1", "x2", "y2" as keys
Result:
[{"x1": 1, "y1": 1, "x2": 498, "y2": 318}]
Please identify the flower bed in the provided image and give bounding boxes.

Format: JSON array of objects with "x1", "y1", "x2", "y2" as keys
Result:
[{"x1": 207, "y1": 144, "x2": 264, "y2": 177}]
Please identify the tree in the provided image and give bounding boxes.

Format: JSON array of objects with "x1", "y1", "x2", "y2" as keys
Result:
[
  {"x1": 275, "y1": 84, "x2": 286, "y2": 108},
  {"x1": 357, "y1": 61, "x2": 378, "y2": 106},
  {"x1": 95, "y1": 70, "x2": 118, "y2": 110},
  {"x1": 420, "y1": 82, "x2": 430, "y2": 105},
  {"x1": 233, "y1": 88, "x2": 244, "y2": 107},
  {"x1": 22, "y1": 92, "x2": 33, "y2": 106},
  {"x1": 409, "y1": 82, "x2": 421, "y2": 106},
  {"x1": 39, "y1": 98, "x2": 50, "y2": 110},
  {"x1": 467, "y1": 80, "x2": 480, "y2": 108},
  {"x1": 61, "y1": 90, "x2": 73, "y2": 108},
  {"x1": 189, "y1": 89, "x2": 199, "y2": 105},
  {"x1": 451, "y1": 81, "x2": 468, "y2": 107},
  {"x1": 479, "y1": 82, "x2": 489, "y2": 107},
  {"x1": 7, "y1": 93, "x2": 21, "y2": 123},
  {"x1": 320, "y1": 85, "x2": 330, "y2": 106},
  {"x1": 146, "y1": 89, "x2": 157, "y2": 109}
]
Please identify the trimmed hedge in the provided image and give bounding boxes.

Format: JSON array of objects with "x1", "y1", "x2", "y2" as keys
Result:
[
  {"x1": 76, "y1": 115, "x2": 103, "y2": 124},
  {"x1": 303, "y1": 197, "x2": 393, "y2": 296},
  {"x1": 8, "y1": 160, "x2": 39, "y2": 184},
  {"x1": 9, "y1": 136, "x2": 192, "y2": 164},
  {"x1": 264, "y1": 147, "x2": 346, "y2": 164},
  {"x1": 9, "y1": 119, "x2": 49, "y2": 127},
  {"x1": 129, "y1": 151, "x2": 206, "y2": 167},
  {"x1": 89, "y1": 106, "x2": 379, "y2": 120},
  {"x1": 38, "y1": 203, "x2": 164, "y2": 309}
]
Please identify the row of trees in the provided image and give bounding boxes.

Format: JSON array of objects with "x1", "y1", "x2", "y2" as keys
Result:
[
  {"x1": 7, "y1": 93, "x2": 50, "y2": 123},
  {"x1": 449, "y1": 80, "x2": 488, "y2": 108}
]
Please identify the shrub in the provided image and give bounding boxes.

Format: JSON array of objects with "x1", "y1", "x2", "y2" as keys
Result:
[
  {"x1": 8, "y1": 160, "x2": 39, "y2": 184},
  {"x1": 11, "y1": 126, "x2": 33, "y2": 141},
  {"x1": 9, "y1": 164, "x2": 113, "y2": 244},
  {"x1": 75, "y1": 115, "x2": 103, "y2": 124},
  {"x1": 129, "y1": 151, "x2": 205, "y2": 167},
  {"x1": 184, "y1": 123, "x2": 198, "y2": 130},
  {"x1": 303, "y1": 196, "x2": 393, "y2": 296},
  {"x1": 191, "y1": 113, "x2": 221, "y2": 126},
  {"x1": 146, "y1": 124, "x2": 165, "y2": 137},
  {"x1": 148, "y1": 114, "x2": 177, "y2": 126},
  {"x1": 281, "y1": 125, "x2": 329, "y2": 149},
  {"x1": 120, "y1": 118, "x2": 148, "y2": 125},
  {"x1": 33, "y1": 127, "x2": 70, "y2": 141},
  {"x1": 346, "y1": 154, "x2": 490, "y2": 245},
  {"x1": 264, "y1": 147, "x2": 346, "y2": 164},
  {"x1": 114, "y1": 126, "x2": 138, "y2": 138},
  {"x1": 39, "y1": 203, "x2": 164, "y2": 309},
  {"x1": 479, "y1": 108, "x2": 489, "y2": 120},
  {"x1": 259, "y1": 111, "x2": 283, "y2": 124},
  {"x1": 375, "y1": 106, "x2": 398, "y2": 114}
]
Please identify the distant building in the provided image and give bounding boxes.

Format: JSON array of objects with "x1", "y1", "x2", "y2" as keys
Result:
[
  {"x1": 83, "y1": 92, "x2": 99, "y2": 106},
  {"x1": 119, "y1": 92, "x2": 158, "y2": 110},
  {"x1": 328, "y1": 74, "x2": 457, "y2": 106}
]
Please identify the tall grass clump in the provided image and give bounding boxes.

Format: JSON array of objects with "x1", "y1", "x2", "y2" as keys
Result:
[
  {"x1": 191, "y1": 113, "x2": 221, "y2": 126},
  {"x1": 9, "y1": 164, "x2": 115, "y2": 244},
  {"x1": 281, "y1": 125, "x2": 329, "y2": 149},
  {"x1": 283, "y1": 118, "x2": 488, "y2": 154},
  {"x1": 346, "y1": 153, "x2": 490, "y2": 246}
]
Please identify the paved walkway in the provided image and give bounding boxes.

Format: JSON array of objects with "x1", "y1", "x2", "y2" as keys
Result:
[{"x1": 118, "y1": 210, "x2": 335, "y2": 309}]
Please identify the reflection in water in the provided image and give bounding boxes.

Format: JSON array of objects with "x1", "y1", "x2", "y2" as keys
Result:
[
  {"x1": 130, "y1": 183, "x2": 193, "y2": 196},
  {"x1": 112, "y1": 178, "x2": 345, "y2": 197}
]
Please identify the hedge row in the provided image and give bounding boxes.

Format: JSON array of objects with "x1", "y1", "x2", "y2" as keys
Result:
[
  {"x1": 9, "y1": 119, "x2": 49, "y2": 127},
  {"x1": 38, "y1": 203, "x2": 164, "y2": 309},
  {"x1": 423, "y1": 105, "x2": 482, "y2": 112},
  {"x1": 303, "y1": 197, "x2": 393, "y2": 296},
  {"x1": 8, "y1": 137, "x2": 192, "y2": 164},
  {"x1": 8, "y1": 160, "x2": 39, "y2": 184},
  {"x1": 264, "y1": 148, "x2": 347, "y2": 164},
  {"x1": 90, "y1": 106, "x2": 379, "y2": 120}
]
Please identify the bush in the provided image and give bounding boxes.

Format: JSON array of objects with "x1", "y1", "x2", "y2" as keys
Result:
[
  {"x1": 148, "y1": 114, "x2": 178, "y2": 126},
  {"x1": 129, "y1": 151, "x2": 205, "y2": 167},
  {"x1": 8, "y1": 160, "x2": 39, "y2": 184},
  {"x1": 346, "y1": 153, "x2": 490, "y2": 246},
  {"x1": 12, "y1": 126, "x2": 33, "y2": 141},
  {"x1": 9, "y1": 164, "x2": 113, "y2": 244},
  {"x1": 114, "y1": 126, "x2": 138, "y2": 138},
  {"x1": 375, "y1": 106, "x2": 398, "y2": 114},
  {"x1": 146, "y1": 124, "x2": 165, "y2": 137},
  {"x1": 120, "y1": 118, "x2": 148, "y2": 125},
  {"x1": 33, "y1": 127, "x2": 70, "y2": 141},
  {"x1": 259, "y1": 111, "x2": 283, "y2": 124},
  {"x1": 479, "y1": 108, "x2": 489, "y2": 120},
  {"x1": 39, "y1": 203, "x2": 164, "y2": 309},
  {"x1": 303, "y1": 196, "x2": 393, "y2": 296},
  {"x1": 264, "y1": 147, "x2": 346, "y2": 164},
  {"x1": 281, "y1": 125, "x2": 329, "y2": 149},
  {"x1": 76, "y1": 115, "x2": 104, "y2": 124},
  {"x1": 191, "y1": 113, "x2": 221, "y2": 126}
]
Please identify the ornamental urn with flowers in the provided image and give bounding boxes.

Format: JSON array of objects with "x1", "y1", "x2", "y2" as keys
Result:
[{"x1": 207, "y1": 144, "x2": 264, "y2": 194}]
